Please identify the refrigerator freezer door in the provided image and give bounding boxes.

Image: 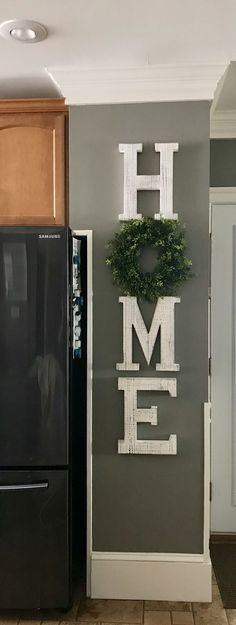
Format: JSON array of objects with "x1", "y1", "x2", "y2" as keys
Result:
[
  {"x1": 0, "y1": 469, "x2": 70, "y2": 609},
  {"x1": 0, "y1": 227, "x2": 69, "y2": 466}
]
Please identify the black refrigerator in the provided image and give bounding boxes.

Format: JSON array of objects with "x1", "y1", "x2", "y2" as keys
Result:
[{"x1": 0, "y1": 226, "x2": 85, "y2": 610}]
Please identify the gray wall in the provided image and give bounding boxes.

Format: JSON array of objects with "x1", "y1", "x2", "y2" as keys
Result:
[
  {"x1": 69, "y1": 102, "x2": 209, "y2": 554},
  {"x1": 210, "y1": 139, "x2": 236, "y2": 186}
]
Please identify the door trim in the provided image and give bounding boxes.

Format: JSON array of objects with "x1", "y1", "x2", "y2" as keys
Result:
[
  {"x1": 204, "y1": 402, "x2": 211, "y2": 560},
  {"x1": 209, "y1": 192, "x2": 236, "y2": 532},
  {"x1": 73, "y1": 229, "x2": 93, "y2": 597},
  {"x1": 210, "y1": 187, "x2": 236, "y2": 204}
]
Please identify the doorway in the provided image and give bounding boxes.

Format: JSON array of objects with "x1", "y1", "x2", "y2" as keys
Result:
[{"x1": 210, "y1": 188, "x2": 236, "y2": 534}]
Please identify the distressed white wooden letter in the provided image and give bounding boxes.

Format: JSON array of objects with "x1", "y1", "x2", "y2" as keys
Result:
[
  {"x1": 154, "y1": 143, "x2": 179, "y2": 220},
  {"x1": 119, "y1": 143, "x2": 179, "y2": 221},
  {"x1": 117, "y1": 296, "x2": 180, "y2": 372},
  {"x1": 118, "y1": 377, "x2": 177, "y2": 455}
]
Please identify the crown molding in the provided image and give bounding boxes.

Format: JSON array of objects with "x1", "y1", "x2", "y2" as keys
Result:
[
  {"x1": 47, "y1": 63, "x2": 226, "y2": 106},
  {"x1": 0, "y1": 98, "x2": 68, "y2": 113},
  {"x1": 210, "y1": 110, "x2": 236, "y2": 138}
]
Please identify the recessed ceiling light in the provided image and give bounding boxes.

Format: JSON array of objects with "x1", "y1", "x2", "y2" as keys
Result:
[{"x1": 0, "y1": 20, "x2": 48, "y2": 43}]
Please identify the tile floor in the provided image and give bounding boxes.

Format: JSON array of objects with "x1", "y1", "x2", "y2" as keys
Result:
[{"x1": 0, "y1": 570, "x2": 235, "y2": 625}]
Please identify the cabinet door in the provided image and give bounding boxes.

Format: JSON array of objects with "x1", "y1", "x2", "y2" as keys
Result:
[{"x1": 0, "y1": 112, "x2": 66, "y2": 225}]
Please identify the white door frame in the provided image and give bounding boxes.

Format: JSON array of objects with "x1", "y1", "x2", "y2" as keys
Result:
[
  {"x1": 209, "y1": 188, "x2": 236, "y2": 533},
  {"x1": 210, "y1": 187, "x2": 236, "y2": 205},
  {"x1": 73, "y1": 229, "x2": 93, "y2": 596}
]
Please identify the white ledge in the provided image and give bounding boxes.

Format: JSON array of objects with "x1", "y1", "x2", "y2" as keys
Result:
[{"x1": 47, "y1": 63, "x2": 226, "y2": 105}]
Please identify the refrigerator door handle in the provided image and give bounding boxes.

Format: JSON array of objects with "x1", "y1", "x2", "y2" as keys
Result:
[{"x1": 0, "y1": 481, "x2": 49, "y2": 492}]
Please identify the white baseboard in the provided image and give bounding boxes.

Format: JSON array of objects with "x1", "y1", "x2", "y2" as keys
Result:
[{"x1": 91, "y1": 552, "x2": 212, "y2": 602}]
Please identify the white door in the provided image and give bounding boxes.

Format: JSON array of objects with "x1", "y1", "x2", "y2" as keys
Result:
[{"x1": 211, "y1": 202, "x2": 236, "y2": 532}]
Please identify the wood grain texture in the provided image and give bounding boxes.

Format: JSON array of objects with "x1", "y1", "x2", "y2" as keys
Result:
[
  {"x1": 117, "y1": 296, "x2": 180, "y2": 371},
  {"x1": 0, "y1": 110, "x2": 67, "y2": 225},
  {"x1": 0, "y1": 98, "x2": 68, "y2": 113},
  {"x1": 154, "y1": 143, "x2": 179, "y2": 220},
  {"x1": 118, "y1": 377, "x2": 177, "y2": 455},
  {"x1": 118, "y1": 142, "x2": 178, "y2": 221}
]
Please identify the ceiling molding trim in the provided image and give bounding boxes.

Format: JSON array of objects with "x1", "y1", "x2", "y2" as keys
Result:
[
  {"x1": 210, "y1": 110, "x2": 236, "y2": 138},
  {"x1": 46, "y1": 64, "x2": 227, "y2": 106},
  {"x1": 210, "y1": 64, "x2": 230, "y2": 115},
  {"x1": 0, "y1": 98, "x2": 67, "y2": 113}
]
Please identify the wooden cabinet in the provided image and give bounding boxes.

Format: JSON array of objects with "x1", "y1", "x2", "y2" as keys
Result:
[{"x1": 0, "y1": 99, "x2": 68, "y2": 225}]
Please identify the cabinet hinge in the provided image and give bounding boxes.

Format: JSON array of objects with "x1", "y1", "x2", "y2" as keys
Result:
[{"x1": 210, "y1": 481, "x2": 212, "y2": 502}]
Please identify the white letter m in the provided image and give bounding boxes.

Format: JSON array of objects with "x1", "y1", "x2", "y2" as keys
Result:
[{"x1": 116, "y1": 296, "x2": 180, "y2": 372}]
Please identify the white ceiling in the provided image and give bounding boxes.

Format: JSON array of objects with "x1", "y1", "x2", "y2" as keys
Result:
[{"x1": 0, "y1": 0, "x2": 235, "y2": 113}]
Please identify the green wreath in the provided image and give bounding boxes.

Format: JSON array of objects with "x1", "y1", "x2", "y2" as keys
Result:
[{"x1": 106, "y1": 218, "x2": 192, "y2": 302}]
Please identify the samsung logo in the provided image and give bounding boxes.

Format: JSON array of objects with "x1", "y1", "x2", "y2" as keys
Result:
[{"x1": 38, "y1": 234, "x2": 61, "y2": 239}]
